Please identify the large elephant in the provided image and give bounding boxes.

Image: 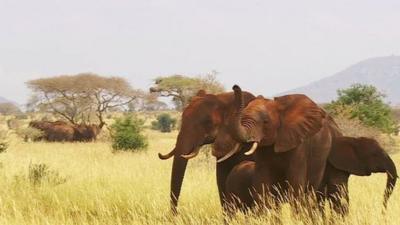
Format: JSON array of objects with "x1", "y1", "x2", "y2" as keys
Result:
[
  {"x1": 222, "y1": 85, "x2": 340, "y2": 209},
  {"x1": 320, "y1": 136, "x2": 398, "y2": 214},
  {"x1": 158, "y1": 90, "x2": 255, "y2": 214}
]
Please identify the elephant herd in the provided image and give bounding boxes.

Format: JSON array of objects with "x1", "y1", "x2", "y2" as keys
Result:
[
  {"x1": 159, "y1": 85, "x2": 398, "y2": 218},
  {"x1": 29, "y1": 120, "x2": 104, "y2": 142}
]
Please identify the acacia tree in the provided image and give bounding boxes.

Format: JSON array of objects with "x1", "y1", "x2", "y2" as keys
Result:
[
  {"x1": 27, "y1": 73, "x2": 140, "y2": 126},
  {"x1": 149, "y1": 71, "x2": 224, "y2": 110},
  {"x1": 128, "y1": 93, "x2": 168, "y2": 112}
]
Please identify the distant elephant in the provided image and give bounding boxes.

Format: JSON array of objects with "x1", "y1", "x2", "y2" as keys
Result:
[
  {"x1": 222, "y1": 85, "x2": 341, "y2": 210},
  {"x1": 73, "y1": 122, "x2": 104, "y2": 142},
  {"x1": 29, "y1": 120, "x2": 74, "y2": 142},
  {"x1": 158, "y1": 89, "x2": 256, "y2": 214},
  {"x1": 320, "y1": 136, "x2": 398, "y2": 214},
  {"x1": 46, "y1": 123, "x2": 75, "y2": 142},
  {"x1": 29, "y1": 120, "x2": 66, "y2": 131},
  {"x1": 29, "y1": 120, "x2": 104, "y2": 142}
]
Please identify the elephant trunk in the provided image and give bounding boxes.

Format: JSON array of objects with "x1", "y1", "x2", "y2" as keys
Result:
[
  {"x1": 383, "y1": 155, "x2": 398, "y2": 208},
  {"x1": 169, "y1": 155, "x2": 188, "y2": 215},
  {"x1": 164, "y1": 129, "x2": 196, "y2": 214},
  {"x1": 232, "y1": 85, "x2": 250, "y2": 142}
]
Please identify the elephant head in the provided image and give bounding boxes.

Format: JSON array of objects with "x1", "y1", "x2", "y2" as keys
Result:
[
  {"x1": 329, "y1": 136, "x2": 398, "y2": 208},
  {"x1": 220, "y1": 85, "x2": 326, "y2": 158},
  {"x1": 158, "y1": 89, "x2": 255, "y2": 214},
  {"x1": 73, "y1": 122, "x2": 104, "y2": 142}
]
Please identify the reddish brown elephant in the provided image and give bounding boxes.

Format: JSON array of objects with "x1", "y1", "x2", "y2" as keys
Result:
[
  {"x1": 320, "y1": 136, "x2": 398, "y2": 214},
  {"x1": 29, "y1": 120, "x2": 104, "y2": 142},
  {"x1": 73, "y1": 122, "x2": 104, "y2": 142},
  {"x1": 221, "y1": 85, "x2": 340, "y2": 210},
  {"x1": 30, "y1": 120, "x2": 74, "y2": 142},
  {"x1": 158, "y1": 90, "x2": 256, "y2": 214}
]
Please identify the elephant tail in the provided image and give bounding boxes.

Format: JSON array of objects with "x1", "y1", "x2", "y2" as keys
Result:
[{"x1": 383, "y1": 155, "x2": 398, "y2": 208}]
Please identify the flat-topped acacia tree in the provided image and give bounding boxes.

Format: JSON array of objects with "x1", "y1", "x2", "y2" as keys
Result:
[
  {"x1": 27, "y1": 73, "x2": 141, "y2": 126},
  {"x1": 149, "y1": 72, "x2": 225, "y2": 110}
]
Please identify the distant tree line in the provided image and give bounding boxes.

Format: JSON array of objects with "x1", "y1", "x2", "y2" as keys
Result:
[{"x1": 0, "y1": 72, "x2": 222, "y2": 125}]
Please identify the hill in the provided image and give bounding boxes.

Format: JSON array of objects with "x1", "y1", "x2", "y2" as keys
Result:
[
  {"x1": 281, "y1": 56, "x2": 400, "y2": 105},
  {"x1": 0, "y1": 96, "x2": 11, "y2": 103}
]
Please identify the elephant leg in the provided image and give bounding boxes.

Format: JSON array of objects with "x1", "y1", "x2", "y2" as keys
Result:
[
  {"x1": 328, "y1": 183, "x2": 349, "y2": 215},
  {"x1": 225, "y1": 161, "x2": 256, "y2": 215},
  {"x1": 217, "y1": 154, "x2": 252, "y2": 213},
  {"x1": 327, "y1": 170, "x2": 350, "y2": 215},
  {"x1": 217, "y1": 161, "x2": 231, "y2": 213}
]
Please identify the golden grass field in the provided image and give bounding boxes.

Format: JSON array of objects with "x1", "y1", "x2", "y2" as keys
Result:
[{"x1": 0, "y1": 128, "x2": 399, "y2": 225}]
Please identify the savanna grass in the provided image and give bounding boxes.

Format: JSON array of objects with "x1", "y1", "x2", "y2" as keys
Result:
[{"x1": 0, "y1": 129, "x2": 398, "y2": 225}]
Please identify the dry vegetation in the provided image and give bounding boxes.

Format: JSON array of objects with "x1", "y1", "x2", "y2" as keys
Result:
[{"x1": 0, "y1": 114, "x2": 399, "y2": 225}]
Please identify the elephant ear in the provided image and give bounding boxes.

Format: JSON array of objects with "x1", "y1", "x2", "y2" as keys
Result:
[
  {"x1": 274, "y1": 94, "x2": 326, "y2": 153},
  {"x1": 328, "y1": 137, "x2": 371, "y2": 176}
]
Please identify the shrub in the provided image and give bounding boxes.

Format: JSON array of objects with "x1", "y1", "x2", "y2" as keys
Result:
[
  {"x1": 0, "y1": 130, "x2": 9, "y2": 153},
  {"x1": 28, "y1": 163, "x2": 67, "y2": 186},
  {"x1": 334, "y1": 115, "x2": 398, "y2": 154},
  {"x1": 110, "y1": 116, "x2": 148, "y2": 151},
  {"x1": 151, "y1": 113, "x2": 177, "y2": 132},
  {"x1": 15, "y1": 114, "x2": 28, "y2": 120},
  {"x1": 7, "y1": 118, "x2": 22, "y2": 130},
  {"x1": 326, "y1": 84, "x2": 397, "y2": 134},
  {"x1": 16, "y1": 127, "x2": 45, "y2": 142}
]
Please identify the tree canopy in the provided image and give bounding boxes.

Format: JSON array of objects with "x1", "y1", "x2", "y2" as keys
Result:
[
  {"x1": 27, "y1": 73, "x2": 140, "y2": 125},
  {"x1": 326, "y1": 83, "x2": 398, "y2": 134},
  {"x1": 149, "y1": 72, "x2": 224, "y2": 110}
]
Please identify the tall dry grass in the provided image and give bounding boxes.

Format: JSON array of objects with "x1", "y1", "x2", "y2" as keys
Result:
[{"x1": 0, "y1": 128, "x2": 398, "y2": 224}]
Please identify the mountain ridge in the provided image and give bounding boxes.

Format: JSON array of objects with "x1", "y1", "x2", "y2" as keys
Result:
[
  {"x1": 280, "y1": 56, "x2": 400, "y2": 105},
  {"x1": 0, "y1": 96, "x2": 11, "y2": 103}
]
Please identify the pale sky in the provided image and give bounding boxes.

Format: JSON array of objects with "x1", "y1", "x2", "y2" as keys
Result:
[{"x1": 1, "y1": 0, "x2": 400, "y2": 105}]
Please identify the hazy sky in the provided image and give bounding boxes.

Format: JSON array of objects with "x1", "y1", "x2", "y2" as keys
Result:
[{"x1": 1, "y1": 0, "x2": 400, "y2": 105}]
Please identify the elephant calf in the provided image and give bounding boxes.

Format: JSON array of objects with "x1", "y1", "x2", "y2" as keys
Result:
[{"x1": 320, "y1": 136, "x2": 398, "y2": 215}]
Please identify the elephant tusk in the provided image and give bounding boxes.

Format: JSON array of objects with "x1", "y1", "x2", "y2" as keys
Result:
[
  {"x1": 181, "y1": 147, "x2": 201, "y2": 159},
  {"x1": 244, "y1": 142, "x2": 258, "y2": 155},
  {"x1": 217, "y1": 144, "x2": 241, "y2": 163},
  {"x1": 158, "y1": 148, "x2": 176, "y2": 160}
]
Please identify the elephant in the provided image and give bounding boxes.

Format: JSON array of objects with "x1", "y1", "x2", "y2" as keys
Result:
[
  {"x1": 221, "y1": 85, "x2": 341, "y2": 210},
  {"x1": 30, "y1": 120, "x2": 73, "y2": 142},
  {"x1": 73, "y1": 122, "x2": 104, "y2": 142},
  {"x1": 158, "y1": 89, "x2": 256, "y2": 214},
  {"x1": 46, "y1": 123, "x2": 75, "y2": 142},
  {"x1": 29, "y1": 120, "x2": 104, "y2": 142},
  {"x1": 320, "y1": 136, "x2": 398, "y2": 215}
]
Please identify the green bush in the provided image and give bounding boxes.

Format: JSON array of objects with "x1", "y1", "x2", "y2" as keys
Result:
[
  {"x1": 151, "y1": 113, "x2": 177, "y2": 132},
  {"x1": 110, "y1": 116, "x2": 148, "y2": 151},
  {"x1": 326, "y1": 84, "x2": 398, "y2": 134}
]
